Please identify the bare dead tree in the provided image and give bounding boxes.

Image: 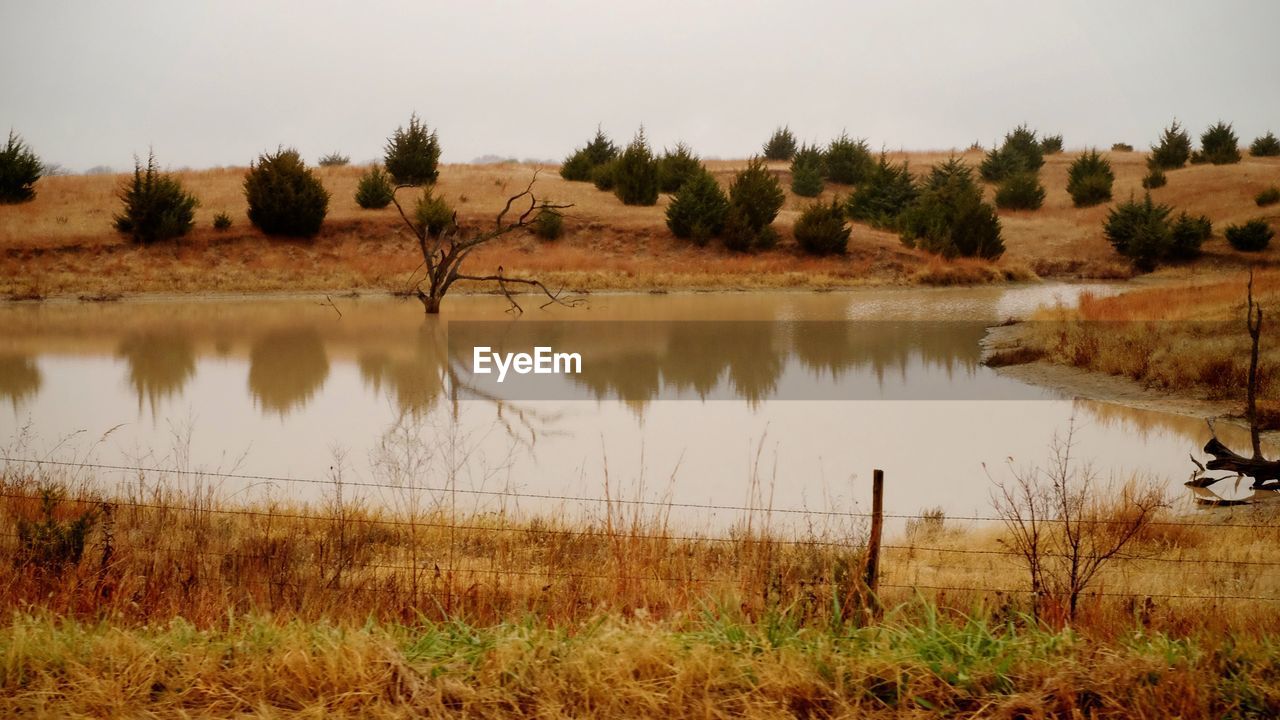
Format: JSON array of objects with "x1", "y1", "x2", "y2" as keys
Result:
[
  {"x1": 991, "y1": 418, "x2": 1166, "y2": 624},
  {"x1": 1192, "y1": 272, "x2": 1280, "y2": 494},
  {"x1": 391, "y1": 170, "x2": 583, "y2": 314}
]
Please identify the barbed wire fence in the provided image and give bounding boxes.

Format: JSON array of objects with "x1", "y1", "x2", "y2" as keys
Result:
[{"x1": 1, "y1": 455, "x2": 1278, "y2": 614}]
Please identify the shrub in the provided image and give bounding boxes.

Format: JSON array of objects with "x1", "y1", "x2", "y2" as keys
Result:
[
  {"x1": 793, "y1": 199, "x2": 850, "y2": 255},
  {"x1": 725, "y1": 158, "x2": 785, "y2": 251},
  {"x1": 591, "y1": 160, "x2": 617, "y2": 191},
  {"x1": 1225, "y1": 220, "x2": 1274, "y2": 252},
  {"x1": 789, "y1": 143, "x2": 825, "y2": 197},
  {"x1": 1168, "y1": 211, "x2": 1211, "y2": 261},
  {"x1": 243, "y1": 148, "x2": 330, "y2": 238},
  {"x1": 213, "y1": 212, "x2": 232, "y2": 230},
  {"x1": 1104, "y1": 194, "x2": 1173, "y2": 271},
  {"x1": 658, "y1": 142, "x2": 701, "y2": 193},
  {"x1": 533, "y1": 208, "x2": 563, "y2": 240},
  {"x1": 1199, "y1": 121, "x2": 1241, "y2": 165},
  {"x1": 1066, "y1": 150, "x2": 1114, "y2": 207},
  {"x1": 1257, "y1": 186, "x2": 1280, "y2": 207},
  {"x1": 383, "y1": 113, "x2": 441, "y2": 185},
  {"x1": 16, "y1": 487, "x2": 96, "y2": 579},
  {"x1": 723, "y1": 209, "x2": 779, "y2": 252},
  {"x1": 980, "y1": 125, "x2": 1044, "y2": 182},
  {"x1": 612, "y1": 129, "x2": 660, "y2": 206},
  {"x1": 1110, "y1": 142, "x2": 1134, "y2": 152},
  {"x1": 1150, "y1": 120, "x2": 1192, "y2": 170},
  {"x1": 414, "y1": 190, "x2": 454, "y2": 238},
  {"x1": 994, "y1": 172, "x2": 1045, "y2": 210},
  {"x1": 1251, "y1": 131, "x2": 1280, "y2": 157},
  {"x1": 824, "y1": 132, "x2": 873, "y2": 184},
  {"x1": 845, "y1": 154, "x2": 916, "y2": 227},
  {"x1": 560, "y1": 126, "x2": 617, "y2": 182},
  {"x1": 665, "y1": 169, "x2": 729, "y2": 243},
  {"x1": 1040, "y1": 134, "x2": 1064, "y2": 154},
  {"x1": 113, "y1": 152, "x2": 198, "y2": 244},
  {"x1": 762, "y1": 126, "x2": 798, "y2": 161},
  {"x1": 899, "y1": 157, "x2": 1004, "y2": 259},
  {"x1": 728, "y1": 158, "x2": 785, "y2": 231},
  {"x1": 790, "y1": 162, "x2": 824, "y2": 197},
  {"x1": 318, "y1": 152, "x2": 349, "y2": 167},
  {"x1": 978, "y1": 147, "x2": 1015, "y2": 183},
  {"x1": 1142, "y1": 161, "x2": 1167, "y2": 190},
  {"x1": 0, "y1": 130, "x2": 41, "y2": 203},
  {"x1": 354, "y1": 165, "x2": 394, "y2": 209}
]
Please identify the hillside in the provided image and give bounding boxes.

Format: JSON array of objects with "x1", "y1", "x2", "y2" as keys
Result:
[{"x1": 3, "y1": 150, "x2": 1278, "y2": 298}]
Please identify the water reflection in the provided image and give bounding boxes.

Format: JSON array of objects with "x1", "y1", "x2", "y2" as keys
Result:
[
  {"x1": 116, "y1": 330, "x2": 196, "y2": 414},
  {"x1": 358, "y1": 324, "x2": 448, "y2": 416},
  {"x1": 248, "y1": 328, "x2": 330, "y2": 416},
  {"x1": 0, "y1": 355, "x2": 40, "y2": 410}
]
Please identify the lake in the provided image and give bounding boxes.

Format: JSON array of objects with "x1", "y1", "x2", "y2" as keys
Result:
[{"x1": 0, "y1": 284, "x2": 1253, "y2": 529}]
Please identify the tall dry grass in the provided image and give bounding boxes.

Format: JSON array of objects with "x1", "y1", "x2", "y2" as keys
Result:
[{"x1": 1012, "y1": 272, "x2": 1280, "y2": 423}]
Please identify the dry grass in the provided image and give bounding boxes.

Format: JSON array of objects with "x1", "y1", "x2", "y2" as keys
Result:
[
  {"x1": 4, "y1": 608, "x2": 1279, "y2": 718},
  {"x1": 1007, "y1": 271, "x2": 1280, "y2": 421},
  {"x1": 1, "y1": 463, "x2": 1279, "y2": 717},
  {"x1": 5, "y1": 151, "x2": 1277, "y2": 298},
  {"x1": 2, "y1": 464, "x2": 1278, "y2": 630}
]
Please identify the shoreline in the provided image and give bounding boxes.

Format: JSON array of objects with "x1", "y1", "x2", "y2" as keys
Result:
[
  {"x1": 0, "y1": 277, "x2": 1109, "y2": 307},
  {"x1": 982, "y1": 322, "x2": 1272, "y2": 439}
]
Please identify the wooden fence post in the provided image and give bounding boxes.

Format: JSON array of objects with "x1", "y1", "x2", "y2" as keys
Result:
[{"x1": 864, "y1": 468, "x2": 884, "y2": 620}]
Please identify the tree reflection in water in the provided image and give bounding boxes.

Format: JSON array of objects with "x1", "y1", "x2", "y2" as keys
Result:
[
  {"x1": 116, "y1": 329, "x2": 196, "y2": 415},
  {"x1": 248, "y1": 328, "x2": 330, "y2": 416},
  {"x1": 0, "y1": 355, "x2": 41, "y2": 410}
]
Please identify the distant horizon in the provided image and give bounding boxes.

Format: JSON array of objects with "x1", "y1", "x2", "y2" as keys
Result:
[{"x1": 4, "y1": 1, "x2": 1279, "y2": 173}]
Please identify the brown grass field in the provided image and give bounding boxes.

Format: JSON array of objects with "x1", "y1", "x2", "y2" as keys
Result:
[
  {"x1": 3, "y1": 461, "x2": 1280, "y2": 717},
  {"x1": 3, "y1": 150, "x2": 1278, "y2": 299}
]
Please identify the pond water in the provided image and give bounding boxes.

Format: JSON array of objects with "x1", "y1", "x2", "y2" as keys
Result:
[{"x1": 0, "y1": 284, "x2": 1258, "y2": 529}]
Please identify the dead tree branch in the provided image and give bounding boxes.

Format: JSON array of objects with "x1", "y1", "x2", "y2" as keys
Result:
[{"x1": 390, "y1": 171, "x2": 580, "y2": 315}]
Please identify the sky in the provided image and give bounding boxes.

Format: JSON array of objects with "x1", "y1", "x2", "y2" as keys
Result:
[{"x1": 2, "y1": 0, "x2": 1279, "y2": 172}]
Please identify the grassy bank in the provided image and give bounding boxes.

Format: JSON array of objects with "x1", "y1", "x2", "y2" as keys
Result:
[
  {"x1": 5, "y1": 150, "x2": 1278, "y2": 299},
  {"x1": 1, "y1": 459, "x2": 1280, "y2": 716},
  {"x1": 993, "y1": 271, "x2": 1280, "y2": 425},
  {"x1": 4, "y1": 608, "x2": 1279, "y2": 718}
]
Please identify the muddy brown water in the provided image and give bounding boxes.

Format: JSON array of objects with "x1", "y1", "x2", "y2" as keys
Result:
[{"x1": 0, "y1": 284, "x2": 1262, "y2": 530}]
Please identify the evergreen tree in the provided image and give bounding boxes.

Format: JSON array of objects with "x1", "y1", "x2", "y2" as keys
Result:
[
  {"x1": 725, "y1": 158, "x2": 785, "y2": 251},
  {"x1": 1149, "y1": 120, "x2": 1192, "y2": 170},
  {"x1": 657, "y1": 142, "x2": 702, "y2": 193},
  {"x1": 383, "y1": 113, "x2": 441, "y2": 185},
  {"x1": 561, "y1": 126, "x2": 618, "y2": 181},
  {"x1": 665, "y1": 168, "x2": 729, "y2": 244},
  {"x1": 793, "y1": 199, "x2": 850, "y2": 255},
  {"x1": 243, "y1": 148, "x2": 330, "y2": 238},
  {"x1": 789, "y1": 143, "x2": 826, "y2": 197},
  {"x1": 113, "y1": 152, "x2": 198, "y2": 244},
  {"x1": 824, "y1": 133, "x2": 873, "y2": 184},
  {"x1": 612, "y1": 129, "x2": 659, "y2": 206},
  {"x1": 900, "y1": 157, "x2": 1004, "y2": 259},
  {"x1": 1250, "y1": 131, "x2": 1280, "y2": 157},
  {"x1": 1198, "y1": 122, "x2": 1241, "y2": 165},
  {"x1": 355, "y1": 166, "x2": 394, "y2": 209},
  {"x1": 762, "y1": 126, "x2": 798, "y2": 161},
  {"x1": 0, "y1": 130, "x2": 41, "y2": 204},
  {"x1": 845, "y1": 153, "x2": 916, "y2": 227},
  {"x1": 1066, "y1": 150, "x2": 1114, "y2": 207}
]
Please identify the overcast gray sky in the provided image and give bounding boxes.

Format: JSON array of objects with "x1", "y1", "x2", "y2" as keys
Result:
[{"x1": 3, "y1": 1, "x2": 1278, "y2": 171}]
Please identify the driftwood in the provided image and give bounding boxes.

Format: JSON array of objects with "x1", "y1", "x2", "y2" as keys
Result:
[
  {"x1": 1200, "y1": 437, "x2": 1280, "y2": 491},
  {"x1": 1190, "y1": 272, "x2": 1280, "y2": 499}
]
